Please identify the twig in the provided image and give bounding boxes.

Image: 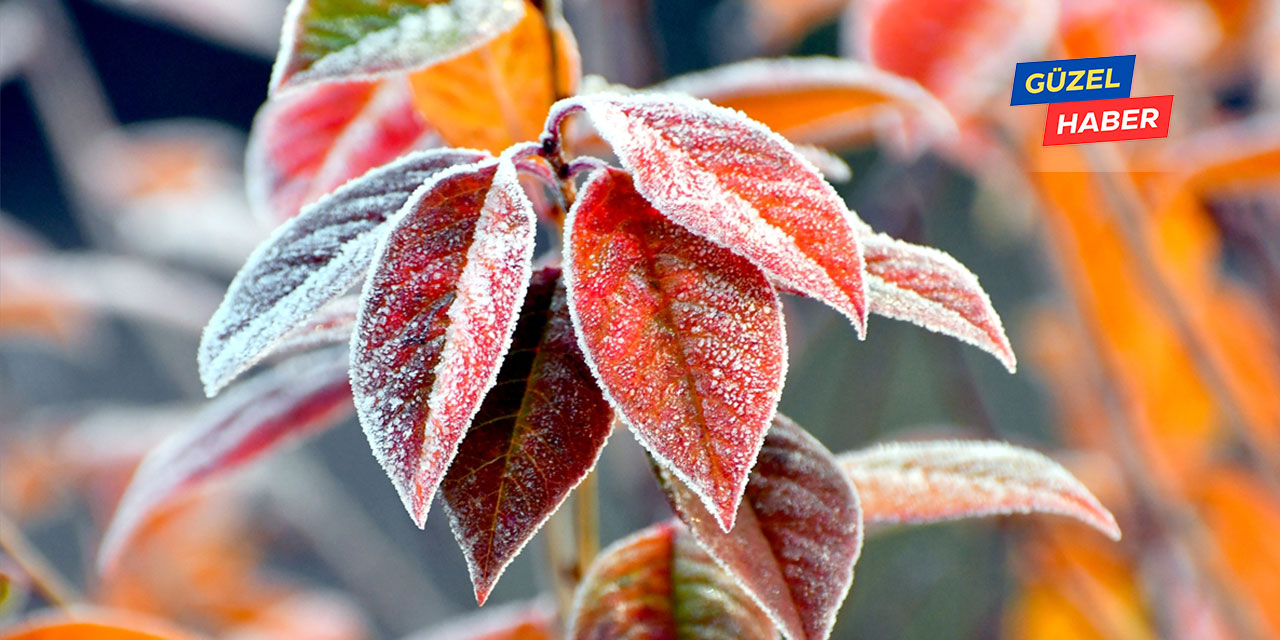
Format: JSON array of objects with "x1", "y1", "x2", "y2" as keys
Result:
[
  {"x1": 0, "y1": 510, "x2": 80, "y2": 608},
  {"x1": 1081, "y1": 144, "x2": 1280, "y2": 485},
  {"x1": 574, "y1": 470, "x2": 599, "y2": 582}
]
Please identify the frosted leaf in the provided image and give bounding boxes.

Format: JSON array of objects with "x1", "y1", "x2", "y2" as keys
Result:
[
  {"x1": 568, "y1": 520, "x2": 775, "y2": 640},
  {"x1": 652, "y1": 56, "x2": 956, "y2": 152},
  {"x1": 657, "y1": 414, "x2": 862, "y2": 640},
  {"x1": 794, "y1": 144, "x2": 852, "y2": 182},
  {"x1": 564, "y1": 168, "x2": 787, "y2": 532},
  {"x1": 267, "y1": 295, "x2": 359, "y2": 359},
  {"x1": 271, "y1": 0, "x2": 527, "y2": 94},
  {"x1": 200, "y1": 147, "x2": 487, "y2": 396},
  {"x1": 551, "y1": 92, "x2": 869, "y2": 335},
  {"x1": 839, "y1": 440, "x2": 1121, "y2": 539},
  {"x1": 442, "y1": 267, "x2": 613, "y2": 604},
  {"x1": 350, "y1": 157, "x2": 536, "y2": 527},
  {"x1": 99, "y1": 348, "x2": 353, "y2": 571},
  {"x1": 862, "y1": 230, "x2": 1016, "y2": 372},
  {"x1": 247, "y1": 77, "x2": 438, "y2": 223}
]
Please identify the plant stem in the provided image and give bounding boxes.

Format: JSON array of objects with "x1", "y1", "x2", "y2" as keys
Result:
[
  {"x1": 0, "y1": 510, "x2": 79, "y2": 608},
  {"x1": 574, "y1": 469, "x2": 599, "y2": 581},
  {"x1": 1080, "y1": 145, "x2": 1280, "y2": 485}
]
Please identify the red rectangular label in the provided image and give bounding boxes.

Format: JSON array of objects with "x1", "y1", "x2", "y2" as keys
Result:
[{"x1": 1042, "y1": 95, "x2": 1173, "y2": 145}]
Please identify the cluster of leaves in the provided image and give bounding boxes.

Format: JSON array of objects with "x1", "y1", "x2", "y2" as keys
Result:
[{"x1": 89, "y1": 1, "x2": 1128, "y2": 638}]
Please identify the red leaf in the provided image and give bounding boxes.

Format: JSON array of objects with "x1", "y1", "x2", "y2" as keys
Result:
[
  {"x1": 442, "y1": 267, "x2": 614, "y2": 604},
  {"x1": 270, "y1": 0, "x2": 527, "y2": 94},
  {"x1": 839, "y1": 440, "x2": 1121, "y2": 539},
  {"x1": 200, "y1": 147, "x2": 486, "y2": 396},
  {"x1": 657, "y1": 414, "x2": 862, "y2": 640},
  {"x1": 850, "y1": 0, "x2": 1055, "y2": 116},
  {"x1": 568, "y1": 520, "x2": 776, "y2": 640},
  {"x1": 351, "y1": 158, "x2": 536, "y2": 527},
  {"x1": 99, "y1": 349, "x2": 353, "y2": 571},
  {"x1": 247, "y1": 78, "x2": 437, "y2": 223},
  {"x1": 862, "y1": 231, "x2": 1016, "y2": 372},
  {"x1": 550, "y1": 93, "x2": 869, "y2": 334},
  {"x1": 564, "y1": 168, "x2": 786, "y2": 531}
]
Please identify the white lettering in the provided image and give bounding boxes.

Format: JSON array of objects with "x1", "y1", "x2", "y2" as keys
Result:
[
  {"x1": 1122, "y1": 109, "x2": 1138, "y2": 129},
  {"x1": 1141, "y1": 108, "x2": 1159, "y2": 128},
  {"x1": 1101, "y1": 110, "x2": 1120, "y2": 131},
  {"x1": 1057, "y1": 112, "x2": 1079, "y2": 135},
  {"x1": 1080, "y1": 112, "x2": 1099, "y2": 133}
]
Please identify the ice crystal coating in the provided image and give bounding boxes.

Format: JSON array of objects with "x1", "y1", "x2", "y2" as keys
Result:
[
  {"x1": 99, "y1": 349, "x2": 353, "y2": 570},
  {"x1": 246, "y1": 78, "x2": 437, "y2": 223},
  {"x1": 200, "y1": 148, "x2": 487, "y2": 396},
  {"x1": 568, "y1": 521, "x2": 775, "y2": 640},
  {"x1": 441, "y1": 267, "x2": 614, "y2": 604},
  {"x1": 266, "y1": 295, "x2": 360, "y2": 360},
  {"x1": 550, "y1": 92, "x2": 869, "y2": 335},
  {"x1": 564, "y1": 168, "x2": 787, "y2": 532},
  {"x1": 839, "y1": 440, "x2": 1121, "y2": 539},
  {"x1": 271, "y1": 0, "x2": 527, "y2": 94},
  {"x1": 350, "y1": 158, "x2": 535, "y2": 527},
  {"x1": 653, "y1": 56, "x2": 956, "y2": 151},
  {"x1": 658, "y1": 414, "x2": 862, "y2": 640},
  {"x1": 862, "y1": 230, "x2": 1016, "y2": 372}
]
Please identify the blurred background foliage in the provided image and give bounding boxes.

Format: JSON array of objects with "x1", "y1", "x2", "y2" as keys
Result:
[{"x1": 2, "y1": 0, "x2": 1278, "y2": 638}]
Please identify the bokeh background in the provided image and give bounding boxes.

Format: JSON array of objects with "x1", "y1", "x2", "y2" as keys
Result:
[{"x1": 3, "y1": 0, "x2": 1278, "y2": 638}]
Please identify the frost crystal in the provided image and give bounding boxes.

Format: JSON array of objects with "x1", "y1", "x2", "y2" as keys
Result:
[
  {"x1": 552, "y1": 92, "x2": 869, "y2": 335},
  {"x1": 350, "y1": 157, "x2": 535, "y2": 527},
  {"x1": 839, "y1": 439, "x2": 1120, "y2": 539},
  {"x1": 272, "y1": 0, "x2": 528, "y2": 93},
  {"x1": 660, "y1": 414, "x2": 862, "y2": 640},
  {"x1": 200, "y1": 148, "x2": 487, "y2": 397},
  {"x1": 862, "y1": 230, "x2": 1016, "y2": 372},
  {"x1": 564, "y1": 168, "x2": 786, "y2": 532},
  {"x1": 442, "y1": 268, "x2": 614, "y2": 604}
]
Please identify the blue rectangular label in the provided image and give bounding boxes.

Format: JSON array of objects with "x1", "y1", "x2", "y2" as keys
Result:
[{"x1": 1010, "y1": 55, "x2": 1135, "y2": 105}]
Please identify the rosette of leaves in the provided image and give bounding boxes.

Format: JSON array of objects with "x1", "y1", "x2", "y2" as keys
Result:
[{"x1": 101, "y1": 2, "x2": 1118, "y2": 638}]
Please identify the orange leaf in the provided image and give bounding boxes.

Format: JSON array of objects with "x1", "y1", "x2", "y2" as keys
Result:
[
  {"x1": 409, "y1": 1, "x2": 577, "y2": 153},
  {"x1": 654, "y1": 57, "x2": 955, "y2": 151},
  {"x1": 2, "y1": 609, "x2": 204, "y2": 640}
]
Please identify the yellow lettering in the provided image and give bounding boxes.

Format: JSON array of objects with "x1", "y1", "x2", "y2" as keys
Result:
[
  {"x1": 1026, "y1": 73, "x2": 1045, "y2": 93},
  {"x1": 1086, "y1": 69, "x2": 1104, "y2": 90},
  {"x1": 1067, "y1": 70, "x2": 1086, "y2": 91},
  {"x1": 1105, "y1": 68, "x2": 1121, "y2": 88}
]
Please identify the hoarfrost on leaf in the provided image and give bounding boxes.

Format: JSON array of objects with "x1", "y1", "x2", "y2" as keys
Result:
[
  {"x1": 200, "y1": 147, "x2": 487, "y2": 396},
  {"x1": 839, "y1": 439, "x2": 1120, "y2": 539},
  {"x1": 271, "y1": 0, "x2": 528, "y2": 94},
  {"x1": 563, "y1": 168, "x2": 787, "y2": 532},
  {"x1": 441, "y1": 267, "x2": 613, "y2": 604},
  {"x1": 568, "y1": 520, "x2": 775, "y2": 640},
  {"x1": 350, "y1": 157, "x2": 536, "y2": 528},
  {"x1": 658, "y1": 414, "x2": 862, "y2": 640},
  {"x1": 549, "y1": 92, "x2": 869, "y2": 335},
  {"x1": 861, "y1": 230, "x2": 1016, "y2": 372}
]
